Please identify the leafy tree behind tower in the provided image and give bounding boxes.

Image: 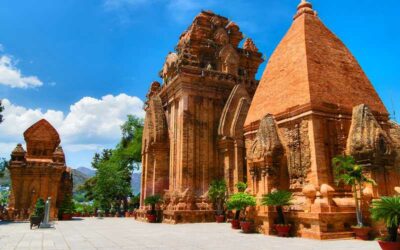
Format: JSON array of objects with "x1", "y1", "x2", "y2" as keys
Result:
[{"x1": 79, "y1": 115, "x2": 144, "y2": 211}]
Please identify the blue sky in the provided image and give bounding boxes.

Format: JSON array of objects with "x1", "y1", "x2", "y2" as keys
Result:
[{"x1": 0, "y1": 0, "x2": 399, "y2": 168}]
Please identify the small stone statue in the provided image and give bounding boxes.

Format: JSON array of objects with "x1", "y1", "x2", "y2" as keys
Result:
[{"x1": 40, "y1": 197, "x2": 53, "y2": 228}]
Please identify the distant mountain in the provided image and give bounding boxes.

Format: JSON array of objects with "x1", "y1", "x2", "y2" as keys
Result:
[
  {"x1": 71, "y1": 169, "x2": 91, "y2": 192},
  {"x1": 131, "y1": 172, "x2": 141, "y2": 194},
  {"x1": 76, "y1": 167, "x2": 96, "y2": 177}
]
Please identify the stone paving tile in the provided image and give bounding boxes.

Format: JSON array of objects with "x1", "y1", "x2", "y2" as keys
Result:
[{"x1": 0, "y1": 218, "x2": 381, "y2": 250}]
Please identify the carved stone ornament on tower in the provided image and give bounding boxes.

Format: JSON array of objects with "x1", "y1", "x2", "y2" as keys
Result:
[{"x1": 247, "y1": 114, "x2": 284, "y2": 193}]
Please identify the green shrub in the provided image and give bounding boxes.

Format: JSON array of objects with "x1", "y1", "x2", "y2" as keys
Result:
[
  {"x1": 32, "y1": 198, "x2": 45, "y2": 219},
  {"x1": 208, "y1": 180, "x2": 227, "y2": 215},
  {"x1": 235, "y1": 182, "x2": 247, "y2": 192},
  {"x1": 227, "y1": 192, "x2": 256, "y2": 221},
  {"x1": 58, "y1": 194, "x2": 75, "y2": 218},
  {"x1": 262, "y1": 190, "x2": 293, "y2": 225},
  {"x1": 144, "y1": 195, "x2": 162, "y2": 215},
  {"x1": 371, "y1": 196, "x2": 400, "y2": 242}
]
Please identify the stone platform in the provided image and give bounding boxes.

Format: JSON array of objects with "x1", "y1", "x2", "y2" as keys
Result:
[{"x1": 0, "y1": 218, "x2": 380, "y2": 250}]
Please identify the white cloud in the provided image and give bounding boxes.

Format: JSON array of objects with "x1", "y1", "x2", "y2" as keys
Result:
[
  {"x1": 61, "y1": 94, "x2": 144, "y2": 144},
  {"x1": 0, "y1": 55, "x2": 43, "y2": 88},
  {"x1": 0, "y1": 94, "x2": 145, "y2": 165}
]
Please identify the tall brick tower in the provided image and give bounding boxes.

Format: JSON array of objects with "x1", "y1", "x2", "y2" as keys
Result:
[
  {"x1": 244, "y1": 0, "x2": 400, "y2": 239},
  {"x1": 140, "y1": 11, "x2": 263, "y2": 223}
]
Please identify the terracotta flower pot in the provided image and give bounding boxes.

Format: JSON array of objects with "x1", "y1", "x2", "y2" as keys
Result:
[
  {"x1": 240, "y1": 221, "x2": 253, "y2": 233},
  {"x1": 62, "y1": 213, "x2": 72, "y2": 220},
  {"x1": 125, "y1": 212, "x2": 130, "y2": 217},
  {"x1": 378, "y1": 240, "x2": 400, "y2": 250},
  {"x1": 231, "y1": 219, "x2": 241, "y2": 229},
  {"x1": 351, "y1": 226, "x2": 370, "y2": 240},
  {"x1": 133, "y1": 211, "x2": 137, "y2": 219},
  {"x1": 215, "y1": 215, "x2": 225, "y2": 223},
  {"x1": 146, "y1": 214, "x2": 157, "y2": 223},
  {"x1": 275, "y1": 224, "x2": 291, "y2": 237}
]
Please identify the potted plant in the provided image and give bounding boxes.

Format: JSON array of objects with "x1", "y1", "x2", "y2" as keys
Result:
[
  {"x1": 208, "y1": 179, "x2": 227, "y2": 223},
  {"x1": 333, "y1": 155, "x2": 376, "y2": 240},
  {"x1": 226, "y1": 182, "x2": 247, "y2": 229},
  {"x1": 144, "y1": 194, "x2": 162, "y2": 223},
  {"x1": 227, "y1": 192, "x2": 256, "y2": 233},
  {"x1": 371, "y1": 196, "x2": 400, "y2": 250},
  {"x1": 30, "y1": 198, "x2": 45, "y2": 229},
  {"x1": 262, "y1": 190, "x2": 293, "y2": 237},
  {"x1": 58, "y1": 194, "x2": 74, "y2": 220}
]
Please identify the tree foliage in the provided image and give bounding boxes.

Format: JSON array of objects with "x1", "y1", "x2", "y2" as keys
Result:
[
  {"x1": 0, "y1": 158, "x2": 8, "y2": 178},
  {"x1": 79, "y1": 115, "x2": 144, "y2": 211},
  {"x1": 371, "y1": 196, "x2": 400, "y2": 242},
  {"x1": 0, "y1": 189, "x2": 10, "y2": 208},
  {"x1": 262, "y1": 190, "x2": 292, "y2": 207},
  {"x1": 235, "y1": 182, "x2": 247, "y2": 192},
  {"x1": 58, "y1": 194, "x2": 75, "y2": 217}
]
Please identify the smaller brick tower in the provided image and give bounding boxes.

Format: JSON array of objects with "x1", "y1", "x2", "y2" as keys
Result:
[{"x1": 8, "y1": 119, "x2": 73, "y2": 220}]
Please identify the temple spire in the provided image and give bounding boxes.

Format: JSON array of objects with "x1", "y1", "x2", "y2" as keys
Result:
[{"x1": 294, "y1": 0, "x2": 317, "y2": 20}]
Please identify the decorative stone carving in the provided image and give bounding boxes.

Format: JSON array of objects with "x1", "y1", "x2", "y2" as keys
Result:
[
  {"x1": 282, "y1": 120, "x2": 311, "y2": 189},
  {"x1": 141, "y1": 85, "x2": 169, "y2": 207},
  {"x1": 243, "y1": 38, "x2": 258, "y2": 52},
  {"x1": 219, "y1": 44, "x2": 239, "y2": 75},
  {"x1": 248, "y1": 114, "x2": 283, "y2": 185},
  {"x1": 214, "y1": 28, "x2": 229, "y2": 45},
  {"x1": 346, "y1": 104, "x2": 395, "y2": 167},
  {"x1": 388, "y1": 121, "x2": 400, "y2": 167}
]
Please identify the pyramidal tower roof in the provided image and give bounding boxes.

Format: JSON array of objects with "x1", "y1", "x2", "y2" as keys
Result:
[{"x1": 245, "y1": 0, "x2": 388, "y2": 127}]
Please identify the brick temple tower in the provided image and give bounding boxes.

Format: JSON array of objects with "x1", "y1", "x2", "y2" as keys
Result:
[
  {"x1": 7, "y1": 119, "x2": 73, "y2": 220},
  {"x1": 244, "y1": 0, "x2": 400, "y2": 239},
  {"x1": 140, "y1": 11, "x2": 263, "y2": 223}
]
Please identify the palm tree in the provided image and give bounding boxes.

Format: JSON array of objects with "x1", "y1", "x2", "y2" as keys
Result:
[
  {"x1": 371, "y1": 196, "x2": 400, "y2": 242},
  {"x1": 144, "y1": 194, "x2": 162, "y2": 215},
  {"x1": 208, "y1": 180, "x2": 227, "y2": 216},
  {"x1": 261, "y1": 190, "x2": 293, "y2": 225},
  {"x1": 332, "y1": 155, "x2": 376, "y2": 227}
]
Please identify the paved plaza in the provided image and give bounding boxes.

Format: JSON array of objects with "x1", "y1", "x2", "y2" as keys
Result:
[{"x1": 0, "y1": 218, "x2": 380, "y2": 250}]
